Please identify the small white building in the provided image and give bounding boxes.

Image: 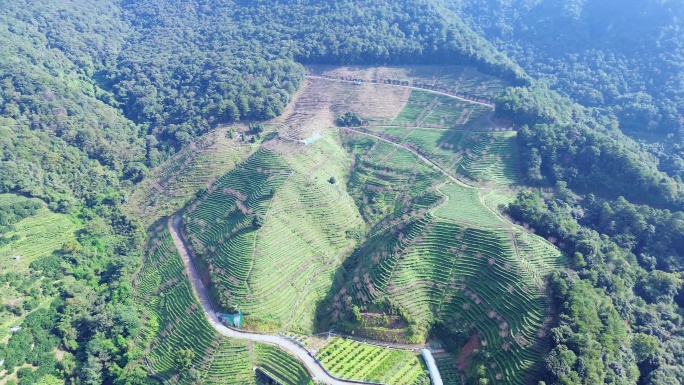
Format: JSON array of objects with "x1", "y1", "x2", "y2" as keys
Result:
[
  {"x1": 10, "y1": 326, "x2": 22, "y2": 333},
  {"x1": 13, "y1": 255, "x2": 21, "y2": 261}
]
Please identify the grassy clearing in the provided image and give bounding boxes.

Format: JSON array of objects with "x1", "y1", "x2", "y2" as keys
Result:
[{"x1": 317, "y1": 337, "x2": 429, "y2": 384}]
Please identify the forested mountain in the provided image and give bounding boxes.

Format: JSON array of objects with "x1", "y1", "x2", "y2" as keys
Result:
[
  {"x1": 0, "y1": 1, "x2": 683, "y2": 385},
  {"x1": 446, "y1": 0, "x2": 684, "y2": 181},
  {"x1": 448, "y1": 0, "x2": 684, "y2": 134}
]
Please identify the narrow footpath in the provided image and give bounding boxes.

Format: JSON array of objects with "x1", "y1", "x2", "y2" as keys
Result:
[{"x1": 167, "y1": 215, "x2": 368, "y2": 385}]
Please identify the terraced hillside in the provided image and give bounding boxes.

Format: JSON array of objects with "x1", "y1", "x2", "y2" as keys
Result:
[
  {"x1": 307, "y1": 65, "x2": 508, "y2": 101},
  {"x1": 125, "y1": 127, "x2": 254, "y2": 227},
  {"x1": 0, "y1": 194, "x2": 80, "y2": 343},
  {"x1": 330, "y1": 134, "x2": 564, "y2": 384},
  {"x1": 365, "y1": 125, "x2": 521, "y2": 187},
  {"x1": 181, "y1": 136, "x2": 364, "y2": 332},
  {"x1": 135, "y1": 223, "x2": 313, "y2": 384},
  {"x1": 133, "y1": 66, "x2": 565, "y2": 385}
]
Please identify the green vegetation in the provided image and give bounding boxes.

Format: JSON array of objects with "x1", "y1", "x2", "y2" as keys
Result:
[
  {"x1": 328, "y1": 134, "x2": 562, "y2": 384},
  {"x1": 254, "y1": 343, "x2": 313, "y2": 385},
  {"x1": 2, "y1": 0, "x2": 682, "y2": 384},
  {"x1": 136, "y1": 223, "x2": 313, "y2": 384},
  {"x1": 0, "y1": 196, "x2": 80, "y2": 343},
  {"x1": 391, "y1": 90, "x2": 491, "y2": 129},
  {"x1": 367, "y1": 125, "x2": 521, "y2": 186},
  {"x1": 316, "y1": 337, "x2": 429, "y2": 384},
  {"x1": 336, "y1": 111, "x2": 363, "y2": 127},
  {"x1": 124, "y1": 127, "x2": 254, "y2": 227},
  {"x1": 434, "y1": 184, "x2": 506, "y2": 228},
  {"x1": 183, "y1": 136, "x2": 364, "y2": 332}
]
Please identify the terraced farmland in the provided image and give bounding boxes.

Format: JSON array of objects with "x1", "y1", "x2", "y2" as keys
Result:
[
  {"x1": 307, "y1": 65, "x2": 508, "y2": 101},
  {"x1": 0, "y1": 196, "x2": 80, "y2": 343},
  {"x1": 366, "y1": 126, "x2": 521, "y2": 186},
  {"x1": 254, "y1": 343, "x2": 314, "y2": 385},
  {"x1": 342, "y1": 213, "x2": 553, "y2": 383},
  {"x1": 434, "y1": 183, "x2": 507, "y2": 228},
  {"x1": 0, "y1": 201, "x2": 79, "y2": 273},
  {"x1": 136, "y1": 223, "x2": 314, "y2": 384},
  {"x1": 125, "y1": 126, "x2": 253, "y2": 226},
  {"x1": 332, "y1": 134, "x2": 562, "y2": 384},
  {"x1": 390, "y1": 90, "x2": 491, "y2": 129},
  {"x1": 137, "y1": 224, "x2": 233, "y2": 382},
  {"x1": 340, "y1": 130, "x2": 444, "y2": 227},
  {"x1": 182, "y1": 136, "x2": 364, "y2": 331},
  {"x1": 316, "y1": 337, "x2": 429, "y2": 384}
]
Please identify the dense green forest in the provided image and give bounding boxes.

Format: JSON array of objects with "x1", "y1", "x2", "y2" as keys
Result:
[
  {"x1": 0, "y1": 0, "x2": 683, "y2": 384},
  {"x1": 446, "y1": 0, "x2": 684, "y2": 182}
]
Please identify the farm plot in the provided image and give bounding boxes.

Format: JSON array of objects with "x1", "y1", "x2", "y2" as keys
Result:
[
  {"x1": 434, "y1": 184, "x2": 507, "y2": 229},
  {"x1": 136, "y1": 224, "x2": 314, "y2": 384},
  {"x1": 181, "y1": 148, "x2": 293, "y2": 325},
  {"x1": 394, "y1": 220, "x2": 546, "y2": 384},
  {"x1": 0, "y1": 198, "x2": 80, "y2": 343},
  {"x1": 433, "y1": 355, "x2": 461, "y2": 385},
  {"x1": 307, "y1": 65, "x2": 508, "y2": 101},
  {"x1": 276, "y1": 77, "x2": 411, "y2": 139},
  {"x1": 367, "y1": 127, "x2": 521, "y2": 187},
  {"x1": 340, "y1": 210, "x2": 557, "y2": 384},
  {"x1": 0, "y1": 206, "x2": 78, "y2": 273},
  {"x1": 390, "y1": 91, "x2": 491, "y2": 129},
  {"x1": 340, "y1": 130, "x2": 445, "y2": 227},
  {"x1": 125, "y1": 126, "x2": 253, "y2": 227},
  {"x1": 254, "y1": 343, "x2": 314, "y2": 385},
  {"x1": 316, "y1": 337, "x2": 429, "y2": 384},
  {"x1": 182, "y1": 136, "x2": 365, "y2": 332}
]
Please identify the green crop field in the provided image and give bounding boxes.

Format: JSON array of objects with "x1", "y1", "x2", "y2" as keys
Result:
[
  {"x1": 434, "y1": 355, "x2": 461, "y2": 385},
  {"x1": 366, "y1": 126, "x2": 521, "y2": 187},
  {"x1": 391, "y1": 91, "x2": 491, "y2": 130},
  {"x1": 340, "y1": 130, "x2": 445, "y2": 229},
  {"x1": 343, "y1": 214, "x2": 554, "y2": 384},
  {"x1": 132, "y1": 67, "x2": 566, "y2": 385},
  {"x1": 125, "y1": 126, "x2": 254, "y2": 227},
  {"x1": 0, "y1": 194, "x2": 80, "y2": 343},
  {"x1": 317, "y1": 337, "x2": 429, "y2": 384},
  {"x1": 330, "y1": 135, "x2": 563, "y2": 384},
  {"x1": 254, "y1": 343, "x2": 314, "y2": 385},
  {"x1": 182, "y1": 135, "x2": 364, "y2": 332},
  {"x1": 434, "y1": 184, "x2": 507, "y2": 229},
  {"x1": 136, "y1": 223, "x2": 314, "y2": 384}
]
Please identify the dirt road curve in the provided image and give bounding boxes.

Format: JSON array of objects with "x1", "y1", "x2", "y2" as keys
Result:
[
  {"x1": 168, "y1": 215, "x2": 368, "y2": 385},
  {"x1": 345, "y1": 127, "x2": 480, "y2": 190},
  {"x1": 305, "y1": 75, "x2": 496, "y2": 109}
]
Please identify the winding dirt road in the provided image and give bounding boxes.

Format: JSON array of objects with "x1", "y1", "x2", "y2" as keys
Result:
[
  {"x1": 344, "y1": 127, "x2": 481, "y2": 189},
  {"x1": 168, "y1": 215, "x2": 369, "y2": 385}
]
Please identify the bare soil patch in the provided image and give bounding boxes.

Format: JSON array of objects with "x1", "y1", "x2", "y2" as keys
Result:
[{"x1": 456, "y1": 332, "x2": 482, "y2": 371}]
